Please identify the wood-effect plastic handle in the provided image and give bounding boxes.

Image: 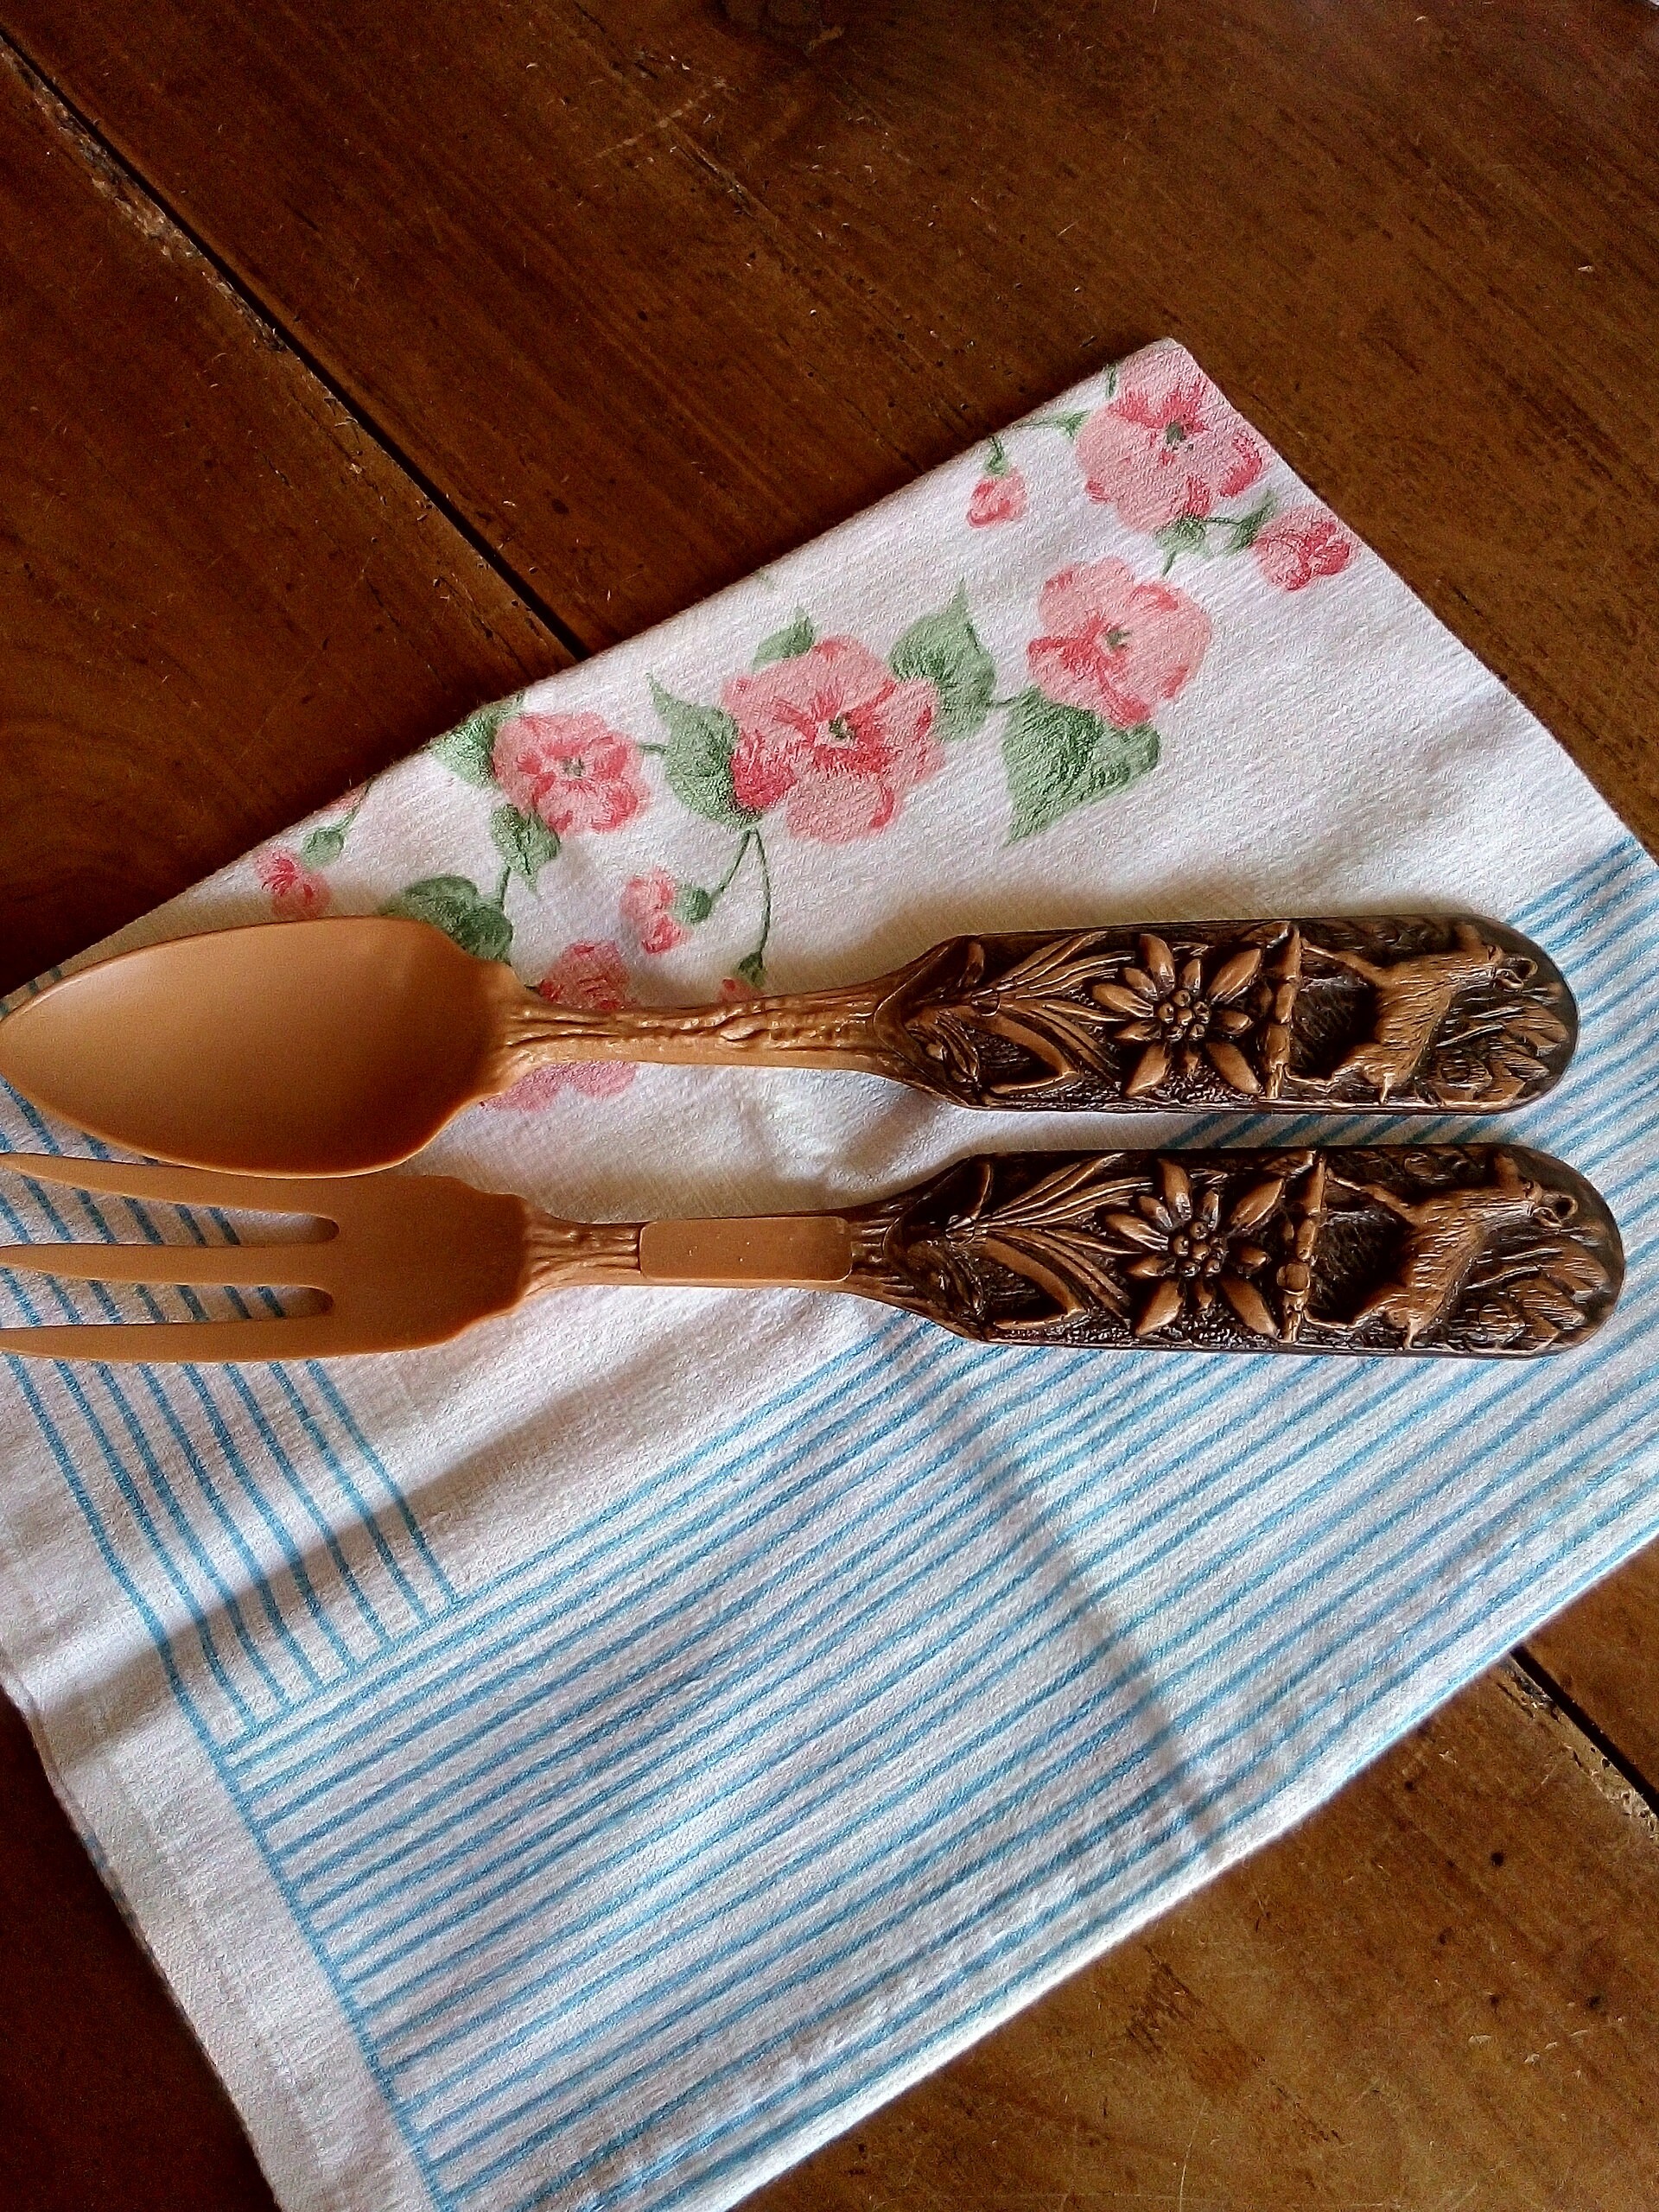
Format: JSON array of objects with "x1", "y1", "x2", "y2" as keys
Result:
[
  {"x1": 501, "y1": 916, "x2": 1574, "y2": 1115},
  {"x1": 531, "y1": 1143, "x2": 1620, "y2": 1358}
]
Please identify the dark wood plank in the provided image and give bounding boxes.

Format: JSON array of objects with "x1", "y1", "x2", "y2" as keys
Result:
[
  {"x1": 753, "y1": 1663, "x2": 1659, "y2": 2212},
  {"x1": 3, "y1": 1, "x2": 1655, "y2": 840},
  {"x1": 0, "y1": 1692, "x2": 276, "y2": 2212},
  {"x1": 0, "y1": 36, "x2": 558, "y2": 994}
]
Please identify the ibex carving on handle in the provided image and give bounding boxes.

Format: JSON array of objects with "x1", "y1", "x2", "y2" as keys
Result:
[{"x1": 1294, "y1": 920, "x2": 1539, "y2": 1103}]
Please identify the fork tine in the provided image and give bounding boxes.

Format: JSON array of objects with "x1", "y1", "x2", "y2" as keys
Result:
[
  {"x1": 0, "y1": 1317, "x2": 349, "y2": 1363},
  {"x1": 0, "y1": 1158, "x2": 537, "y2": 1360},
  {"x1": 0, "y1": 1241, "x2": 340, "y2": 1289},
  {"x1": 0, "y1": 1153, "x2": 347, "y2": 1217}
]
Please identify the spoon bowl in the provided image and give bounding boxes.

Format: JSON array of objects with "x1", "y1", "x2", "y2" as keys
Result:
[{"x1": 0, "y1": 919, "x2": 511, "y2": 1173}]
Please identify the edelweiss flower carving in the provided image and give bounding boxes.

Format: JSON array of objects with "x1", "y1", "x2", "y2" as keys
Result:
[
  {"x1": 1090, "y1": 933, "x2": 1264, "y2": 1097},
  {"x1": 1103, "y1": 1160, "x2": 1282, "y2": 1338}
]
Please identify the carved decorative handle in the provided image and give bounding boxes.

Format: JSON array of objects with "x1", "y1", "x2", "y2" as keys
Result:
[
  {"x1": 840, "y1": 1144, "x2": 1620, "y2": 1357},
  {"x1": 499, "y1": 916, "x2": 1574, "y2": 1114},
  {"x1": 526, "y1": 1143, "x2": 1620, "y2": 1357}
]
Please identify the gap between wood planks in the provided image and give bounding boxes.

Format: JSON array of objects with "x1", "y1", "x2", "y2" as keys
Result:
[
  {"x1": 1504, "y1": 1652, "x2": 1659, "y2": 1839},
  {"x1": 0, "y1": 22, "x2": 590, "y2": 666}
]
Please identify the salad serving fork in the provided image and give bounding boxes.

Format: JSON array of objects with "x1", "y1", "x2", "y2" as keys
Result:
[{"x1": 0, "y1": 1143, "x2": 1621, "y2": 1363}]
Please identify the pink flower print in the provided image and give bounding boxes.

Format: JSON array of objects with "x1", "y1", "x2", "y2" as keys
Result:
[
  {"x1": 621, "y1": 868, "x2": 690, "y2": 957},
  {"x1": 492, "y1": 711, "x2": 649, "y2": 838},
  {"x1": 1251, "y1": 505, "x2": 1357, "y2": 592},
  {"x1": 968, "y1": 468, "x2": 1027, "y2": 527},
  {"x1": 257, "y1": 847, "x2": 331, "y2": 919},
  {"x1": 1027, "y1": 559, "x2": 1212, "y2": 726},
  {"x1": 718, "y1": 976, "x2": 759, "y2": 1001},
  {"x1": 1076, "y1": 353, "x2": 1265, "y2": 532},
  {"x1": 483, "y1": 938, "x2": 636, "y2": 1107},
  {"x1": 540, "y1": 938, "x2": 632, "y2": 1010},
  {"x1": 723, "y1": 636, "x2": 943, "y2": 843}
]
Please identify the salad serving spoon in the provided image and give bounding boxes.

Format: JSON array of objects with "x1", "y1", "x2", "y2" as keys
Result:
[{"x1": 0, "y1": 911, "x2": 1573, "y2": 1178}]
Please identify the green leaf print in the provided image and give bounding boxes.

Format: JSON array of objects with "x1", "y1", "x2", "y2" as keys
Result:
[
  {"x1": 1021, "y1": 407, "x2": 1091, "y2": 438},
  {"x1": 1001, "y1": 689, "x2": 1159, "y2": 842},
  {"x1": 490, "y1": 803, "x2": 560, "y2": 889},
  {"x1": 299, "y1": 823, "x2": 348, "y2": 868},
  {"x1": 1221, "y1": 493, "x2": 1275, "y2": 552},
  {"x1": 381, "y1": 876, "x2": 514, "y2": 962},
  {"x1": 1154, "y1": 515, "x2": 1210, "y2": 570},
  {"x1": 650, "y1": 679, "x2": 759, "y2": 829},
  {"x1": 671, "y1": 882, "x2": 716, "y2": 925},
  {"x1": 751, "y1": 610, "x2": 816, "y2": 668},
  {"x1": 888, "y1": 584, "x2": 995, "y2": 742},
  {"x1": 429, "y1": 690, "x2": 526, "y2": 787}
]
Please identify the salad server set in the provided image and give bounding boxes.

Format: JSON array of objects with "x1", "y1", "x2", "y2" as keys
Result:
[{"x1": 0, "y1": 910, "x2": 1623, "y2": 1362}]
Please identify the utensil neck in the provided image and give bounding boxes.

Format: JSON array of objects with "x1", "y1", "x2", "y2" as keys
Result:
[
  {"x1": 520, "y1": 1211, "x2": 859, "y2": 1294},
  {"x1": 520, "y1": 1217, "x2": 644, "y2": 1294},
  {"x1": 493, "y1": 976, "x2": 893, "y2": 1078}
]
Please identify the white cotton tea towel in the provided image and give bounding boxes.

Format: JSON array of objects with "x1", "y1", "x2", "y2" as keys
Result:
[{"x1": 0, "y1": 340, "x2": 1653, "y2": 2212}]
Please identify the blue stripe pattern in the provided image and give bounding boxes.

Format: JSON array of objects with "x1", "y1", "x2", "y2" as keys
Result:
[
  {"x1": 0, "y1": 1096, "x2": 454, "y2": 1732},
  {"x1": 3, "y1": 836, "x2": 1657, "y2": 2212}
]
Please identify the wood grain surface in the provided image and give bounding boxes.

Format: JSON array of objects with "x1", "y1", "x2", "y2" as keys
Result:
[
  {"x1": 1, "y1": 1, "x2": 1657, "y2": 2207},
  {"x1": 5, "y1": 0, "x2": 1656, "y2": 833},
  {"x1": 0, "y1": 38, "x2": 556, "y2": 992}
]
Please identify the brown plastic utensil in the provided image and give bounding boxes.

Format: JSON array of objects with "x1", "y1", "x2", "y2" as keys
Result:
[
  {"x1": 0, "y1": 1142, "x2": 1619, "y2": 1362},
  {"x1": 0, "y1": 913, "x2": 1574, "y2": 1177}
]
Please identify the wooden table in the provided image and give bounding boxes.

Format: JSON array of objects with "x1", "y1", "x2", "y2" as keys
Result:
[{"x1": 2, "y1": 3, "x2": 1657, "y2": 2204}]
